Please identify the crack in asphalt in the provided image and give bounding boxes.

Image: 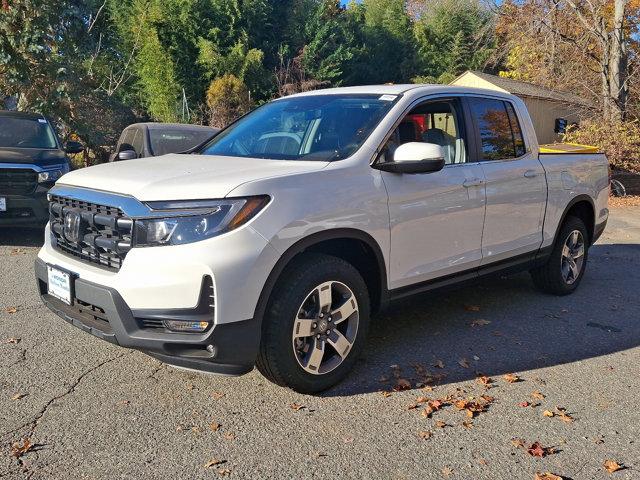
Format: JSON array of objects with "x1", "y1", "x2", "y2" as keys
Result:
[{"x1": 2, "y1": 352, "x2": 130, "y2": 442}]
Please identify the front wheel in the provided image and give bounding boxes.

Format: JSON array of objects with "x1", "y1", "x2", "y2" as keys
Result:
[
  {"x1": 256, "y1": 253, "x2": 370, "y2": 393},
  {"x1": 530, "y1": 216, "x2": 589, "y2": 295}
]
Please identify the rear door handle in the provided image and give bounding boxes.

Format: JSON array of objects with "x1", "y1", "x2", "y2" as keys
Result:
[
  {"x1": 463, "y1": 178, "x2": 484, "y2": 188},
  {"x1": 524, "y1": 170, "x2": 539, "y2": 178}
]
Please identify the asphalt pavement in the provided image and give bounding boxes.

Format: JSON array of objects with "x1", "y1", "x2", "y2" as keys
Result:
[{"x1": 0, "y1": 207, "x2": 639, "y2": 480}]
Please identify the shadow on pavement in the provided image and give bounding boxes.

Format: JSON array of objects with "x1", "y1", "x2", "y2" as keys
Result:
[
  {"x1": 327, "y1": 243, "x2": 640, "y2": 397},
  {"x1": 0, "y1": 227, "x2": 45, "y2": 247}
]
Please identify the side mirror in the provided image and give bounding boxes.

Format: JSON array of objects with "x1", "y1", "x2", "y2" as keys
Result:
[
  {"x1": 64, "y1": 141, "x2": 84, "y2": 154},
  {"x1": 377, "y1": 142, "x2": 445, "y2": 174},
  {"x1": 117, "y1": 150, "x2": 138, "y2": 161}
]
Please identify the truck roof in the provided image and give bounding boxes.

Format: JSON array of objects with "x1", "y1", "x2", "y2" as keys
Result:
[
  {"x1": 0, "y1": 110, "x2": 47, "y2": 121},
  {"x1": 284, "y1": 84, "x2": 518, "y2": 100}
]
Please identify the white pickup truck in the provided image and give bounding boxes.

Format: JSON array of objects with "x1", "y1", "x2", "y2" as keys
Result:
[{"x1": 35, "y1": 85, "x2": 609, "y2": 393}]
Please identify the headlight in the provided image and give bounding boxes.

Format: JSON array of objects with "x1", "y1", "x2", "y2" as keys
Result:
[
  {"x1": 134, "y1": 196, "x2": 270, "y2": 247},
  {"x1": 38, "y1": 164, "x2": 69, "y2": 183},
  {"x1": 38, "y1": 170, "x2": 63, "y2": 183}
]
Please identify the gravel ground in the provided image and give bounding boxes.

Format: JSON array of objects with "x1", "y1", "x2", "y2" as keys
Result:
[{"x1": 0, "y1": 207, "x2": 638, "y2": 480}]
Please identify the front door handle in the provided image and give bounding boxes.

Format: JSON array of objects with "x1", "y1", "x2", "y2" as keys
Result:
[
  {"x1": 524, "y1": 170, "x2": 539, "y2": 178},
  {"x1": 463, "y1": 178, "x2": 484, "y2": 188}
]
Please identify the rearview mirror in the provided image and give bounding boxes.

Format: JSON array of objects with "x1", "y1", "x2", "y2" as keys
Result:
[
  {"x1": 376, "y1": 142, "x2": 445, "y2": 174},
  {"x1": 64, "y1": 141, "x2": 84, "y2": 154},
  {"x1": 117, "y1": 150, "x2": 137, "y2": 161}
]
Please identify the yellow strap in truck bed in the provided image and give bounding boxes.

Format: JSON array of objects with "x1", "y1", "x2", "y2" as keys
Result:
[{"x1": 539, "y1": 143, "x2": 600, "y2": 154}]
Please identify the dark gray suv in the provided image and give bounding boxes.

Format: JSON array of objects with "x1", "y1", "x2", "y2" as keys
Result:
[{"x1": 110, "y1": 123, "x2": 219, "y2": 161}]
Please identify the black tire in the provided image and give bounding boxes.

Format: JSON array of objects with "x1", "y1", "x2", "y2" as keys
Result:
[
  {"x1": 256, "y1": 253, "x2": 370, "y2": 393},
  {"x1": 530, "y1": 216, "x2": 589, "y2": 295}
]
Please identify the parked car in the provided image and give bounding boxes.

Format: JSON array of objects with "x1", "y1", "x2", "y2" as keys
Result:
[
  {"x1": 35, "y1": 86, "x2": 609, "y2": 393},
  {"x1": 0, "y1": 111, "x2": 82, "y2": 226},
  {"x1": 109, "y1": 123, "x2": 219, "y2": 161}
]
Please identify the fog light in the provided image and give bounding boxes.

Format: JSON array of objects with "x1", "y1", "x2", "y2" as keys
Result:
[{"x1": 163, "y1": 320, "x2": 210, "y2": 333}]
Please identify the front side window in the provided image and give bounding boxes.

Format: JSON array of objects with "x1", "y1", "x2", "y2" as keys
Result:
[
  {"x1": 468, "y1": 98, "x2": 525, "y2": 160},
  {"x1": 200, "y1": 94, "x2": 398, "y2": 162},
  {"x1": 0, "y1": 117, "x2": 57, "y2": 149},
  {"x1": 380, "y1": 99, "x2": 467, "y2": 165}
]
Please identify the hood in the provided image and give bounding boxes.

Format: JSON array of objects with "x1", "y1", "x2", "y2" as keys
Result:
[
  {"x1": 0, "y1": 147, "x2": 66, "y2": 167},
  {"x1": 57, "y1": 154, "x2": 329, "y2": 201}
]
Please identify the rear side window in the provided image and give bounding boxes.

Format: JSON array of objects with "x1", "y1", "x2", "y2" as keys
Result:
[
  {"x1": 468, "y1": 98, "x2": 526, "y2": 160},
  {"x1": 150, "y1": 129, "x2": 214, "y2": 156}
]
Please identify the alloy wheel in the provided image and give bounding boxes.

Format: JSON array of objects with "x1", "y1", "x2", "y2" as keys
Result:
[
  {"x1": 561, "y1": 230, "x2": 585, "y2": 285},
  {"x1": 291, "y1": 281, "x2": 359, "y2": 375}
]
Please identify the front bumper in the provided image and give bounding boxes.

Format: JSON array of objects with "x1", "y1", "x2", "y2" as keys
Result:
[
  {"x1": 0, "y1": 189, "x2": 49, "y2": 226},
  {"x1": 35, "y1": 258, "x2": 260, "y2": 375}
]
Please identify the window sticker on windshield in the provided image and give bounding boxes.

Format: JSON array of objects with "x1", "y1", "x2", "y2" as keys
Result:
[
  {"x1": 37, "y1": 118, "x2": 47, "y2": 124},
  {"x1": 379, "y1": 95, "x2": 397, "y2": 101}
]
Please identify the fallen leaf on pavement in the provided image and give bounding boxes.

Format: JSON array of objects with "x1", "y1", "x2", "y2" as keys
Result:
[
  {"x1": 465, "y1": 305, "x2": 481, "y2": 312},
  {"x1": 343, "y1": 436, "x2": 354, "y2": 443},
  {"x1": 441, "y1": 466, "x2": 454, "y2": 477},
  {"x1": 290, "y1": 403, "x2": 305, "y2": 411},
  {"x1": 5, "y1": 306, "x2": 18, "y2": 314},
  {"x1": 11, "y1": 393, "x2": 26, "y2": 401},
  {"x1": 10, "y1": 439, "x2": 33, "y2": 458},
  {"x1": 503, "y1": 373, "x2": 520, "y2": 383},
  {"x1": 117, "y1": 400, "x2": 130, "y2": 406},
  {"x1": 555, "y1": 407, "x2": 574, "y2": 423},
  {"x1": 543, "y1": 410, "x2": 555, "y2": 417},
  {"x1": 458, "y1": 358, "x2": 470, "y2": 368},
  {"x1": 435, "y1": 420, "x2": 448, "y2": 428},
  {"x1": 603, "y1": 460, "x2": 624, "y2": 473},
  {"x1": 394, "y1": 378, "x2": 412, "y2": 391},
  {"x1": 217, "y1": 468, "x2": 232, "y2": 476},
  {"x1": 209, "y1": 422, "x2": 221, "y2": 432},
  {"x1": 511, "y1": 438, "x2": 526, "y2": 448},
  {"x1": 380, "y1": 390, "x2": 392, "y2": 397},
  {"x1": 519, "y1": 401, "x2": 531, "y2": 408},
  {"x1": 462, "y1": 420, "x2": 473, "y2": 429},
  {"x1": 223, "y1": 432, "x2": 235, "y2": 441},
  {"x1": 418, "y1": 430, "x2": 432, "y2": 440},
  {"x1": 471, "y1": 319, "x2": 491, "y2": 327},
  {"x1": 527, "y1": 442, "x2": 555, "y2": 458},
  {"x1": 211, "y1": 392, "x2": 225, "y2": 400},
  {"x1": 531, "y1": 391, "x2": 545, "y2": 400},
  {"x1": 535, "y1": 473, "x2": 564, "y2": 480},
  {"x1": 476, "y1": 375, "x2": 492, "y2": 387},
  {"x1": 433, "y1": 360, "x2": 445, "y2": 369},
  {"x1": 5, "y1": 338, "x2": 21, "y2": 344},
  {"x1": 204, "y1": 459, "x2": 226, "y2": 468}
]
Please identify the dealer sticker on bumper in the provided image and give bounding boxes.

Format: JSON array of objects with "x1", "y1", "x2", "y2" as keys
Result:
[
  {"x1": 47, "y1": 265, "x2": 72, "y2": 305},
  {"x1": 0, "y1": 197, "x2": 6, "y2": 212}
]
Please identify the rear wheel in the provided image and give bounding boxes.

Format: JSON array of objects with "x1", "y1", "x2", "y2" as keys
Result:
[
  {"x1": 256, "y1": 253, "x2": 370, "y2": 393},
  {"x1": 530, "y1": 216, "x2": 589, "y2": 295}
]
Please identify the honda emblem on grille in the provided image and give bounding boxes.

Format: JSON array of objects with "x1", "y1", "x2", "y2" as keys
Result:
[{"x1": 63, "y1": 210, "x2": 82, "y2": 244}]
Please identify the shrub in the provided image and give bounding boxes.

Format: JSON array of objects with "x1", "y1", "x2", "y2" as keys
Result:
[
  {"x1": 563, "y1": 120, "x2": 640, "y2": 174},
  {"x1": 206, "y1": 74, "x2": 251, "y2": 129}
]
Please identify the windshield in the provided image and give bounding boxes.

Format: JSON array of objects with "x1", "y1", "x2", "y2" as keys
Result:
[
  {"x1": 0, "y1": 117, "x2": 58, "y2": 149},
  {"x1": 199, "y1": 94, "x2": 398, "y2": 161}
]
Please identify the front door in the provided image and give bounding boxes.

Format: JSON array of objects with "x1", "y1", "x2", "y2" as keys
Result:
[
  {"x1": 466, "y1": 97, "x2": 547, "y2": 264},
  {"x1": 379, "y1": 97, "x2": 486, "y2": 290}
]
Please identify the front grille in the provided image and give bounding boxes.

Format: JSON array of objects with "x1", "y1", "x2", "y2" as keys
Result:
[
  {"x1": 49, "y1": 195, "x2": 133, "y2": 271},
  {"x1": 0, "y1": 168, "x2": 37, "y2": 195}
]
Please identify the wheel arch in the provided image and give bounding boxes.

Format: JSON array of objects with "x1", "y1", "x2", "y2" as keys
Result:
[
  {"x1": 253, "y1": 229, "x2": 388, "y2": 325},
  {"x1": 554, "y1": 195, "x2": 596, "y2": 245}
]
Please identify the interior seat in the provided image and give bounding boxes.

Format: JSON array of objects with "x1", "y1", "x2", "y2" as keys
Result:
[{"x1": 422, "y1": 128, "x2": 455, "y2": 164}]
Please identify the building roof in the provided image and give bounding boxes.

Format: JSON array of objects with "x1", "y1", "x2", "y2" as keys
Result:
[{"x1": 453, "y1": 71, "x2": 591, "y2": 106}]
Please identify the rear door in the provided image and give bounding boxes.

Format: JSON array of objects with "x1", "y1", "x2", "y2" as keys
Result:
[
  {"x1": 466, "y1": 97, "x2": 547, "y2": 264},
  {"x1": 380, "y1": 97, "x2": 486, "y2": 289}
]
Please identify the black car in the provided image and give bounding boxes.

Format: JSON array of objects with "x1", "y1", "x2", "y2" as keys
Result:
[
  {"x1": 0, "y1": 111, "x2": 83, "y2": 226},
  {"x1": 110, "y1": 123, "x2": 219, "y2": 161}
]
